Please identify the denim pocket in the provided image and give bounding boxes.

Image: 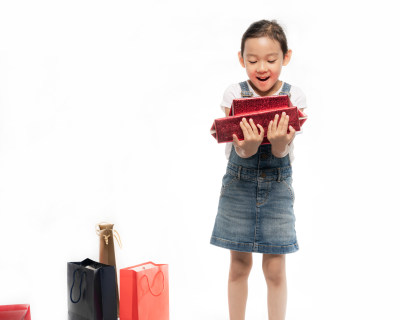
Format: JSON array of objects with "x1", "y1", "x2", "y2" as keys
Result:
[
  {"x1": 220, "y1": 173, "x2": 238, "y2": 196},
  {"x1": 282, "y1": 176, "x2": 295, "y2": 202}
]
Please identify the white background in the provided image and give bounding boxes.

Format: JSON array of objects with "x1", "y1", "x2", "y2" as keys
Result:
[{"x1": 1, "y1": 0, "x2": 399, "y2": 319}]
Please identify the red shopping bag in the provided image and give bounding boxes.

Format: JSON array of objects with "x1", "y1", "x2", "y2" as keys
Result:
[
  {"x1": 120, "y1": 262, "x2": 169, "y2": 320},
  {"x1": 0, "y1": 304, "x2": 31, "y2": 320}
]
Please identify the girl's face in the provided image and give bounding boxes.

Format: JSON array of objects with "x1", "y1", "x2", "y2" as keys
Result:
[{"x1": 238, "y1": 37, "x2": 292, "y2": 96}]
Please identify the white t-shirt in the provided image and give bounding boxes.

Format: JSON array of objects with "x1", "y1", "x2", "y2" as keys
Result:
[{"x1": 221, "y1": 81, "x2": 307, "y2": 163}]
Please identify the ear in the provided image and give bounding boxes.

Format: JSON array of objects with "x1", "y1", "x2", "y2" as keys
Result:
[
  {"x1": 282, "y1": 49, "x2": 292, "y2": 66},
  {"x1": 238, "y1": 51, "x2": 245, "y2": 68}
]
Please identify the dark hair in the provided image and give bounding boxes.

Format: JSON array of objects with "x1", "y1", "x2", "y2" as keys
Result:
[{"x1": 241, "y1": 20, "x2": 288, "y2": 57}]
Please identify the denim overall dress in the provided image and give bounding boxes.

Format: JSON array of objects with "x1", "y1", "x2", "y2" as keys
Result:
[{"x1": 210, "y1": 81, "x2": 299, "y2": 254}]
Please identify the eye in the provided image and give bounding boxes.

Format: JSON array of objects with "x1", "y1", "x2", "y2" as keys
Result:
[
  {"x1": 268, "y1": 60, "x2": 277, "y2": 63},
  {"x1": 248, "y1": 61, "x2": 257, "y2": 64}
]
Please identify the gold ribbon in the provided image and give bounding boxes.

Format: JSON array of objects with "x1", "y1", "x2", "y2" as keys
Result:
[{"x1": 95, "y1": 222, "x2": 122, "y2": 248}]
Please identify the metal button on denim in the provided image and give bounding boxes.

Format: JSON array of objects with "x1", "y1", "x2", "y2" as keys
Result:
[
  {"x1": 261, "y1": 154, "x2": 268, "y2": 160},
  {"x1": 260, "y1": 172, "x2": 266, "y2": 178}
]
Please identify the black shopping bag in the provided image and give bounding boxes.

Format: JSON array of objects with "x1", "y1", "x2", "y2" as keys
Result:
[{"x1": 67, "y1": 258, "x2": 118, "y2": 320}]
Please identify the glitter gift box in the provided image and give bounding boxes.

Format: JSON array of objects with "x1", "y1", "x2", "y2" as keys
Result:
[{"x1": 210, "y1": 95, "x2": 307, "y2": 144}]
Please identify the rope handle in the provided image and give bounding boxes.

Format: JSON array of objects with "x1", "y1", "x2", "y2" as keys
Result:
[
  {"x1": 70, "y1": 269, "x2": 86, "y2": 303},
  {"x1": 113, "y1": 229, "x2": 122, "y2": 248},
  {"x1": 140, "y1": 270, "x2": 165, "y2": 297},
  {"x1": 95, "y1": 222, "x2": 122, "y2": 248}
]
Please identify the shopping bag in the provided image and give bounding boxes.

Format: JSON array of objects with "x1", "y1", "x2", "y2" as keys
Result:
[
  {"x1": 95, "y1": 223, "x2": 121, "y2": 314},
  {"x1": 0, "y1": 304, "x2": 31, "y2": 320},
  {"x1": 67, "y1": 258, "x2": 117, "y2": 320},
  {"x1": 120, "y1": 262, "x2": 169, "y2": 320}
]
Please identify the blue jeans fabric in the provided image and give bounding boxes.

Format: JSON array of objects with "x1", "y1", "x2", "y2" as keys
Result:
[{"x1": 210, "y1": 144, "x2": 299, "y2": 254}]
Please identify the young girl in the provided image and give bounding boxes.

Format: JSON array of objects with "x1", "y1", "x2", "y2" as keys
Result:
[{"x1": 210, "y1": 20, "x2": 307, "y2": 320}]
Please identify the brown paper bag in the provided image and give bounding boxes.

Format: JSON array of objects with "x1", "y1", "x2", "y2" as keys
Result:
[{"x1": 96, "y1": 222, "x2": 121, "y2": 314}]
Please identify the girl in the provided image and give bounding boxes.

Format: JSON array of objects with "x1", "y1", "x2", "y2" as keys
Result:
[{"x1": 210, "y1": 20, "x2": 307, "y2": 320}]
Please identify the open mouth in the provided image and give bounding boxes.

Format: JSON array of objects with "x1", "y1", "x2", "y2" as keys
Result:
[{"x1": 257, "y1": 76, "x2": 270, "y2": 82}]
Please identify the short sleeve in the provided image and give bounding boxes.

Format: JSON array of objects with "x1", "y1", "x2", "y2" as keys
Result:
[
  {"x1": 290, "y1": 86, "x2": 307, "y2": 110},
  {"x1": 220, "y1": 84, "x2": 237, "y2": 113},
  {"x1": 289, "y1": 85, "x2": 307, "y2": 137}
]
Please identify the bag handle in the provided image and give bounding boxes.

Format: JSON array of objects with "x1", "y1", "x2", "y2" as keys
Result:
[
  {"x1": 70, "y1": 269, "x2": 87, "y2": 303},
  {"x1": 113, "y1": 229, "x2": 122, "y2": 248},
  {"x1": 140, "y1": 270, "x2": 165, "y2": 297}
]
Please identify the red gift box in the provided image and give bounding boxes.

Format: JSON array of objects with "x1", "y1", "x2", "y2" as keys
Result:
[
  {"x1": 211, "y1": 95, "x2": 307, "y2": 144},
  {"x1": 230, "y1": 94, "x2": 293, "y2": 116},
  {"x1": 0, "y1": 304, "x2": 31, "y2": 320},
  {"x1": 120, "y1": 262, "x2": 169, "y2": 320}
]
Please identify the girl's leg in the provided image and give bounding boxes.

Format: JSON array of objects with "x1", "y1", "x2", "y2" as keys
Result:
[
  {"x1": 262, "y1": 254, "x2": 287, "y2": 320},
  {"x1": 228, "y1": 250, "x2": 253, "y2": 320}
]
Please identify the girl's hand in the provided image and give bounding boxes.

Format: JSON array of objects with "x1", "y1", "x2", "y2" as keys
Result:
[
  {"x1": 267, "y1": 112, "x2": 296, "y2": 158},
  {"x1": 232, "y1": 118, "x2": 265, "y2": 158}
]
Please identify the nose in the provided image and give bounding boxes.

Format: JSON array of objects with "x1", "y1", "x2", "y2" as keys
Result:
[{"x1": 257, "y1": 61, "x2": 268, "y2": 73}]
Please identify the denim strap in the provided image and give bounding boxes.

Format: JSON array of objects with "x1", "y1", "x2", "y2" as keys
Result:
[
  {"x1": 279, "y1": 82, "x2": 291, "y2": 98},
  {"x1": 239, "y1": 81, "x2": 253, "y2": 98}
]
